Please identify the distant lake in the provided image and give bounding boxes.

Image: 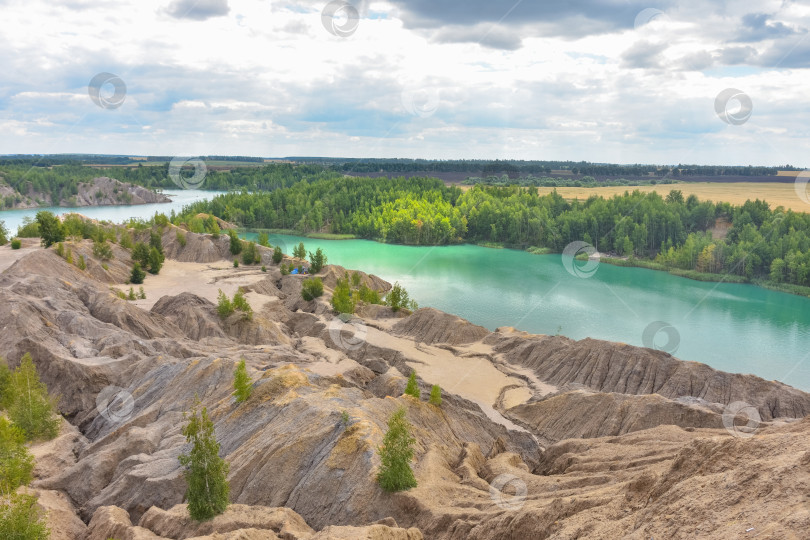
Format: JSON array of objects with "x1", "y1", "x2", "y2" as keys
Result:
[
  {"x1": 245, "y1": 232, "x2": 810, "y2": 392},
  {"x1": 0, "y1": 189, "x2": 220, "y2": 234}
]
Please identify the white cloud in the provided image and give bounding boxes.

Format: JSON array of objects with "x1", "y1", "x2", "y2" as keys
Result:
[{"x1": 0, "y1": 0, "x2": 806, "y2": 164}]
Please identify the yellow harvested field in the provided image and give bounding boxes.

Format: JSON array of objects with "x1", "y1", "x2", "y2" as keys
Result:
[{"x1": 531, "y1": 182, "x2": 810, "y2": 213}]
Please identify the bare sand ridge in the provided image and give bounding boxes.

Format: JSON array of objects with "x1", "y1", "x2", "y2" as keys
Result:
[{"x1": 1, "y1": 219, "x2": 809, "y2": 539}]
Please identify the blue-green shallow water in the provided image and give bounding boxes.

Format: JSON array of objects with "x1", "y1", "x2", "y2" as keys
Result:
[
  {"x1": 245, "y1": 232, "x2": 810, "y2": 391},
  {"x1": 2, "y1": 194, "x2": 808, "y2": 391}
]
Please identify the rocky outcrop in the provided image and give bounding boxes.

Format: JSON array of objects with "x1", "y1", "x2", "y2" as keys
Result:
[
  {"x1": 487, "y1": 331, "x2": 810, "y2": 421},
  {"x1": 86, "y1": 504, "x2": 424, "y2": 540},
  {"x1": 0, "y1": 176, "x2": 170, "y2": 209},
  {"x1": 506, "y1": 389, "x2": 726, "y2": 446},
  {"x1": 4, "y1": 242, "x2": 810, "y2": 539},
  {"x1": 392, "y1": 307, "x2": 491, "y2": 345},
  {"x1": 73, "y1": 177, "x2": 171, "y2": 207}
]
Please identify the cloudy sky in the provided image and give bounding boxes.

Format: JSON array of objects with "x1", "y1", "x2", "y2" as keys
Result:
[{"x1": 0, "y1": 0, "x2": 808, "y2": 165}]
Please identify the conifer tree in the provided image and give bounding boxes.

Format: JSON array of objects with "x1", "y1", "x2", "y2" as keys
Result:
[
  {"x1": 376, "y1": 407, "x2": 417, "y2": 492},
  {"x1": 179, "y1": 398, "x2": 230, "y2": 521},
  {"x1": 404, "y1": 371, "x2": 420, "y2": 399},
  {"x1": 233, "y1": 359, "x2": 252, "y2": 403},
  {"x1": 429, "y1": 385, "x2": 442, "y2": 406},
  {"x1": 7, "y1": 354, "x2": 60, "y2": 441}
]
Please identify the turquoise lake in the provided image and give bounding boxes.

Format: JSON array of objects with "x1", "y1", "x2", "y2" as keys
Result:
[
  {"x1": 247, "y1": 232, "x2": 810, "y2": 392},
  {"x1": 2, "y1": 193, "x2": 808, "y2": 390}
]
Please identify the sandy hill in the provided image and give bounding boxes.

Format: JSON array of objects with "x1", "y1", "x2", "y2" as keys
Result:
[{"x1": 0, "y1": 231, "x2": 808, "y2": 539}]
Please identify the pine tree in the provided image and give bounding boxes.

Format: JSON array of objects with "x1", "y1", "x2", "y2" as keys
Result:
[
  {"x1": 0, "y1": 359, "x2": 12, "y2": 409},
  {"x1": 308, "y1": 248, "x2": 327, "y2": 273},
  {"x1": 228, "y1": 230, "x2": 242, "y2": 255},
  {"x1": 132, "y1": 242, "x2": 150, "y2": 267},
  {"x1": 404, "y1": 371, "x2": 420, "y2": 399},
  {"x1": 35, "y1": 211, "x2": 65, "y2": 248},
  {"x1": 330, "y1": 276, "x2": 355, "y2": 314},
  {"x1": 272, "y1": 246, "x2": 283, "y2": 264},
  {"x1": 0, "y1": 492, "x2": 50, "y2": 540},
  {"x1": 293, "y1": 242, "x2": 306, "y2": 260},
  {"x1": 0, "y1": 417, "x2": 34, "y2": 492},
  {"x1": 179, "y1": 399, "x2": 230, "y2": 521},
  {"x1": 130, "y1": 263, "x2": 146, "y2": 285},
  {"x1": 376, "y1": 407, "x2": 417, "y2": 492},
  {"x1": 233, "y1": 359, "x2": 252, "y2": 403},
  {"x1": 429, "y1": 385, "x2": 442, "y2": 406},
  {"x1": 148, "y1": 247, "x2": 163, "y2": 274},
  {"x1": 7, "y1": 354, "x2": 61, "y2": 441}
]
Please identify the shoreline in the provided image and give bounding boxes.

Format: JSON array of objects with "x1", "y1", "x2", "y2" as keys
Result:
[{"x1": 238, "y1": 228, "x2": 810, "y2": 299}]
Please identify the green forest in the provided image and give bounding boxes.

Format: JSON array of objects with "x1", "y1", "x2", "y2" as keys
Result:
[
  {"x1": 177, "y1": 176, "x2": 810, "y2": 289},
  {"x1": 0, "y1": 160, "x2": 337, "y2": 207}
]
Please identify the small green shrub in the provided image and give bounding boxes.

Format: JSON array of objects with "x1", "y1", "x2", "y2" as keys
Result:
[
  {"x1": 77, "y1": 255, "x2": 87, "y2": 271},
  {"x1": 7, "y1": 354, "x2": 61, "y2": 441},
  {"x1": 176, "y1": 230, "x2": 187, "y2": 247},
  {"x1": 228, "y1": 230, "x2": 242, "y2": 255},
  {"x1": 148, "y1": 247, "x2": 163, "y2": 274},
  {"x1": 293, "y1": 242, "x2": 306, "y2": 260},
  {"x1": 0, "y1": 492, "x2": 50, "y2": 540},
  {"x1": 10, "y1": 239, "x2": 21, "y2": 250},
  {"x1": 429, "y1": 385, "x2": 442, "y2": 406},
  {"x1": 130, "y1": 263, "x2": 146, "y2": 285},
  {"x1": 404, "y1": 371, "x2": 420, "y2": 399},
  {"x1": 119, "y1": 230, "x2": 134, "y2": 249},
  {"x1": 232, "y1": 290, "x2": 253, "y2": 321},
  {"x1": 179, "y1": 399, "x2": 230, "y2": 522},
  {"x1": 216, "y1": 289, "x2": 234, "y2": 319},
  {"x1": 272, "y1": 246, "x2": 283, "y2": 264},
  {"x1": 233, "y1": 359, "x2": 252, "y2": 403},
  {"x1": 301, "y1": 278, "x2": 324, "y2": 301},
  {"x1": 331, "y1": 276, "x2": 355, "y2": 314},
  {"x1": 233, "y1": 259, "x2": 239, "y2": 268},
  {"x1": 308, "y1": 248, "x2": 327, "y2": 273},
  {"x1": 92, "y1": 239, "x2": 114, "y2": 261},
  {"x1": 376, "y1": 407, "x2": 417, "y2": 492},
  {"x1": 0, "y1": 417, "x2": 34, "y2": 492}
]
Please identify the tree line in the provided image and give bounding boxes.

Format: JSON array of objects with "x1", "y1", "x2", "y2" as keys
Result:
[{"x1": 179, "y1": 177, "x2": 810, "y2": 289}]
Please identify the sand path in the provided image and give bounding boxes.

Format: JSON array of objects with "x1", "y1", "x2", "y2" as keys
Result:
[{"x1": 125, "y1": 259, "x2": 270, "y2": 310}]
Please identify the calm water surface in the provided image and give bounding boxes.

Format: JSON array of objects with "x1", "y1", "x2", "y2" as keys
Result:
[
  {"x1": 2, "y1": 197, "x2": 808, "y2": 390},
  {"x1": 246, "y1": 232, "x2": 810, "y2": 391}
]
